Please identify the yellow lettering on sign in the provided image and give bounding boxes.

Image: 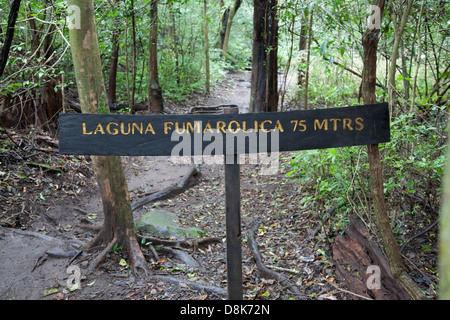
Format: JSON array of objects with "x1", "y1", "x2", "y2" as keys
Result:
[
  {"x1": 82, "y1": 122, "x2": 93, "y2": 135},
  {"x1": 106, "y1": 122, "x2": 119, "y2": 135},
  {"x1": 274, "y1": 120, "x2": 284, "y2": 132},
  {"x1": 132, "y1": 122, "x2": 143, "y2": 134},
  {"x1": 216, "y1": 121, "x2": 226, "y2": 133},
  {"x1": 164, "y1": 122, "x2": 173, "y2": 134},
  {"x1": 329, "y1": 118, "x2": 341, "y2": 131},
  {"x1": 260, "y1": 120, "x2": 272, "y2": 132},
  {"x1": 254, "y1": 120, "x2": 259, "y2": 133},
  {"x1": 186, "y1": 121, "x2": 202, "y2": 134},
  {"x1": 343, "y1": 118, "x2": 353, "y2": 130},
  {"x1": 175, "y1": 122, "x2": 185, "y2": 134},
  {"x1": 228, "y1": 120, "x2": 240, "y2": 133},
  {"x1": 314, "y1": 119, "x2": 328, "y2": 131},
  {"x1": 144, "y1": 122, "x2": 155, "y2": 134},
  {"x1": 120, "y1": 122, "x2": 131, "y2": 135},
  {"x1": 298, "y1": 120, "x2": 307, "y2": 132},
  {"x1": 355, "y1": 117, "x2": 364, "y2": 131},
  {"x1": 203, "y1": 122, "x2": 213, "y2": 133},
  {"x1": 93, "y1": 123, "x2": 105, "y2": 135},
  {"x1": 291, "y1": 120, "x2": 307, "y2": 132}
]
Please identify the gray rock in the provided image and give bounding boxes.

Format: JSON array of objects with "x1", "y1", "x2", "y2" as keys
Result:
[{"x1": 137, "y1": 210, "x2": 204, "y2": 239}]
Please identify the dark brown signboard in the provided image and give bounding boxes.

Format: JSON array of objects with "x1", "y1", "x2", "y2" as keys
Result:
[
  {"x1": 59, "y1": 103, "x2": 390, "y2": 156},
  {"x1": 58, "y1": 102, "x2": 390, "y2": 300}
]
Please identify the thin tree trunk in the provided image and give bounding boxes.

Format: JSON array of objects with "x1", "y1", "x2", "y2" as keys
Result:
[
  {"x1": 221, "y1": 0, "x2": 242, "y2": 57},
  {"x1": 168, "y1": 2, "x2": 180, "y2": 85},
  {"x1": 400, "y1": 40, "x2": 410, "y2": 102},
  {"x1": 388, "y1": 0, "x2": 413, "y2": 116},
  {"x1": 280, "y1": 14, "x2": 295, "y2": 110},
  {"x1": 0, "y1": 0, "x2": 22, "y2": 78},
  {"x1": 297, "y1": 7, "x2": 308, "y2": 89},
  {"x1": 203, "y1": 0, "x2": 210, "y2": 95},
  {"x1": 439, "y1": 116, "x2": 450, "y2": 299},
  {"x1": 148, "y1": 0, "x2": 163, "y2": 114},
  {"x1": 67, "y1": 0, "x2": 147, "y2": 272},
  {"x1": 215, "y1": 0, "x2": 227, "y2": 50},
  {"x1": 303, "y1": 8, "x2": 313, "y2": 110},
  {"x1": 108, "y1": 20, "x2": 120, "y2": 105},
  {"x1": 362, "y1": 0, "x2": 424, "y2": 300},
  {"x1": 410, "y1": 0, "x2": 425, "y2": 111},
  {"x1": 130, "y1": 0, "x2": 137, "y2": 110}
]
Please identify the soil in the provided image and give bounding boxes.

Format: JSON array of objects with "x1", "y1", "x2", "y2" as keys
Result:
[{"x1": 0, "y1": 71, "x2": 438, "y2": 300}]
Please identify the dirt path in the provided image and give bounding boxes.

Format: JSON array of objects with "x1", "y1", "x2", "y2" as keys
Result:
[{"x1": 0, "y1": 70, "x2": 343, "y2": 301}]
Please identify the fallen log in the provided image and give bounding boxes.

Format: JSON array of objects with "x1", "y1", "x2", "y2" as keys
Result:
[
  {"x1": 331, "y1": 215, "x2": 411, "y2": 300},
  {"x1": 136, "y1": 233, "x2": 221, "y2": 250},
  {"x1": 131, "y1": 166, "x2": 201, "y2": 211}
]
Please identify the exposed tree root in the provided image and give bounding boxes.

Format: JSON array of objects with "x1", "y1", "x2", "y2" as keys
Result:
[
  {"x1": 126, "y1": 230, "x2": 150, "y2": 277},
  {"x1": 85, "y1": 228, "x2": 149, "y2": 277},
  {"x1": 247, "y1": 218, "x2": 306, "y2": 299},
  {"x1": 88, "y1": 232, "x2": 118, "y2": 273},
  {"x1": 155, "y1": 245, "x2": 200, "y2": 268}
]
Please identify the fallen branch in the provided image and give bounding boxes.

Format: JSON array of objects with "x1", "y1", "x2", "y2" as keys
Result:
[
  {"x1": 400, "y1": 218, "x2": 439, "y2": 253},
  {"x1": 131, "y1": 166, "x2": 201, "y2": 211},
  {"x1": 0, "y1": 226, "x2": 85, "y2": 247},
  {"x1": 247, "y1": 218, "x2": 305, "y2": 299},
  {"x1": 136, "y1": 233, "x2": 221, "y2": 250}
]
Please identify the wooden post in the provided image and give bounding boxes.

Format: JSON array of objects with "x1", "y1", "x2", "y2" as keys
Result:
[{"x1": 223, "y1": 106, "x2": 243, "y2": 300}]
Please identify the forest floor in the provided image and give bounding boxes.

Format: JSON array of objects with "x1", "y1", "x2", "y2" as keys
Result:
[{"x1": 0, "y1": 71, "x2": 438, "y2": 300}]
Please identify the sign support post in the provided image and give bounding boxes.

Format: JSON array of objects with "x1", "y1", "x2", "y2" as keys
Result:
[{"x1": 223, "y1": 107, "x2": 243, "y2": 300}]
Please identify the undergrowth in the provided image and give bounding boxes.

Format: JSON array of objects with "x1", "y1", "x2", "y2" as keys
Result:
[{"x1": 287, "y1": 107, "x2": 447, "y2": 242}]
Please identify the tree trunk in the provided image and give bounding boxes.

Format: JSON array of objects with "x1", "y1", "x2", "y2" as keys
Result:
[
  {"x1": 130, "y1": 0, "x2": 137, "y2": 110},
  {"x1": 439, "y1": 120, "x2": 450, "y2": 299},
  {"x1": 297, "y1": 7, "x2": 308, "y2": 89},
  {"x1": 148, "y1": 0, "x2": 164, "y2": 114},
  {"x1": 108, "y1": 20, "x2": 121, "y2": 105},
  {"x1": 215, "y1": 0, "x2": 228, "y2": 50},
  {"x1": 362, "y1": 0, "x2": 424, "y2": 300},
  {"x1": 168, "y1": 2, "x2": 180, "y2": 85},
  {"x1": 0, "y1": 0, "x2": 22, "y2": 78},
  {"x1": 67, "y1": 0, "x2": 147, "y2": 272},
  {"x1": 303, "y1": 7, "x2": 313, "y2": 110},
  {"x1": 221, "y1": 0, "x2": 242, "y2": 57},
  {"x1": 411, "y1": 0, "x2": 426, "y2": 112},
  {"x1": 250, "y1": 0, "x2": 278, "y2": 113},
  {"x1": 388, "y1": 0, "x2": 413, "y2": 116},
  {"x1": 203, "y1": 0, "x2": 211, "y2": 95}
]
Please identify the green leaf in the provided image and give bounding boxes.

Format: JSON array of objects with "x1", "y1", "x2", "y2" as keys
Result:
[
  {"x1": 70, "y1": 283, "x2": 79, "y2": 292},
  {"x1": 119, "y1": 258, "x2": 128, "y2": 267},
  {"x1": 42, "y1": 288, "x2": 59, "y2": 297},
  {"x1": 87, "y1": 280, "x2": 96, "y2": 286}
]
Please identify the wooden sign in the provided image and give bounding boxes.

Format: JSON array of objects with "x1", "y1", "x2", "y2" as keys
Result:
[
  {"x1": 58, "y1": 102, "x2": 390, "y2": 300},
  {"x1": 59, "y1": 103, "x2": 390, "y2": 157}
]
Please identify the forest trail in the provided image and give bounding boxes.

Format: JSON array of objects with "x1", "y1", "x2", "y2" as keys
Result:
[
  {"x1": 186, "y1": 70, "x2": 252, "y2": 113},
  {"x1": 0, "y1": 70, "x2": 341, "y2": 300}
]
